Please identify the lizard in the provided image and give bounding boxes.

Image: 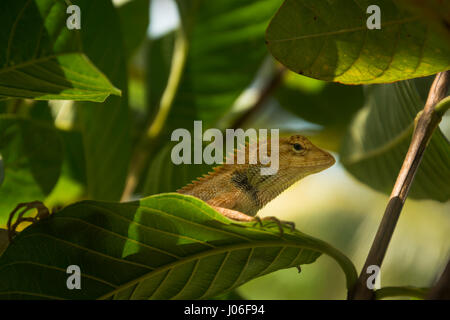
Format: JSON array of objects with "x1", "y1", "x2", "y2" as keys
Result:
[{"x1": 177, "y1": 134, "x2": 335, "y2": 233}]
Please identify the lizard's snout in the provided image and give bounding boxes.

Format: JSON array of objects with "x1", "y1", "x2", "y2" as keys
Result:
[{"x1": 312, "y1": 148, "x2": 335, "y2": 170}]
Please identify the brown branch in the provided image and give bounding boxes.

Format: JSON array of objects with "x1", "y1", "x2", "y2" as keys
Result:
[
  {"x1": 427, "y1": 259, "x2": 450, "y2": 300},
  {"x1": 349, "y1": 71, "x2": 450, "y2": 300}
]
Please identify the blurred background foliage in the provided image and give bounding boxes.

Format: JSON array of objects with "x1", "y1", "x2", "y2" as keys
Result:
[{"x1": 0, "y1": 0, "x2": 449, "y2": 299}]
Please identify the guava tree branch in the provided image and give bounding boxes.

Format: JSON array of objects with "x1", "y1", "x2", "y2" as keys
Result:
[{"x1": 349, "y1": 70, "x2": 450, "y2": 300}]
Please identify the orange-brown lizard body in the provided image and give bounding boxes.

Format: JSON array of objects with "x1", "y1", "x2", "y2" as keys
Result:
[{"x1": 178, "y1": 135, "x2": 335, "y2": 225}]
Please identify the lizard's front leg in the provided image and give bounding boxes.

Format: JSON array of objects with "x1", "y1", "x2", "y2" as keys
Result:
[
  {"x1": 210, "y1": 206, "x2": 255, "y2": 222},
  {"x1": 210, "y1": 206, "x2": 295, "y2": 236}
]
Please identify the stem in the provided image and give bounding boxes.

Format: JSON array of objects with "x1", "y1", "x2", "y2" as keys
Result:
[
  {"x1": 349, "y1": 71, "x2": 450, "y2": 300},
  {"x1": 121, "y1": 29, "x2": 189, "y2": 201},
  {"x1": 427, "y1": 258, "x2": 450, "y2": 299},
  {"x1": 147, "y1": 29, "x2": 189, "y2": 139},
  {"x1": 434, "y1": 96, "x2": 450, "y2": 117}
]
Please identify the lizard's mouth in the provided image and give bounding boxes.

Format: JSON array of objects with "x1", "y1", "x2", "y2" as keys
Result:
[
  {"x1": 303, "y1": 153, "x2": 336, "y2": 170},
  {"x1": 304, "y1": 160, "x2": 335, "y2": 171}
]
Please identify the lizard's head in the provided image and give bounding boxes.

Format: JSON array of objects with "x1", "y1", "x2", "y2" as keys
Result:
[{"x1": 279, "y1": 135, "x2": 335, "y2": 175}]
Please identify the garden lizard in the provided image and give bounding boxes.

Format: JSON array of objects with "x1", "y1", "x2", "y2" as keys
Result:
[{"x1": 178, "y1": 135, "x2": 335, "y2": 230}]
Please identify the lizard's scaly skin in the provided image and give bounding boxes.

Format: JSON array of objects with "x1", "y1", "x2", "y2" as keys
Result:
[{"x1": 178, "y1": 135, "x2": 335, "y2": 220}]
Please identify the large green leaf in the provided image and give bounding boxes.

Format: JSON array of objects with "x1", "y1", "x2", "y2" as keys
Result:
[
  {"x1": 74, "y1": 0, "x2": 131, "y2": 201},
  {"x1": 0, "y1": 0, "x2": 120, "y2": 101},
  {"x1": 161, "y1": 0, "x2": 284, "y2": 134},
  {"x1": 0, "y1": 193, "x2": 356, "y2": 299},
  {"x1": 266, "y1": 0, "x2": 450, "y2": 84},
  {"x1": 340, "y1": 80, "x2": 450, "y2": 202},
  {"x1": 0, "y1": 116, "x2": 63, "y2": 225}
]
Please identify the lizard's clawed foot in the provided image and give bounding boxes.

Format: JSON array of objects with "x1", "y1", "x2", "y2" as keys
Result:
[
  {"x1": 253, "y1": 216, "x2": 295, "y2": 236},
  {"x1": 7, "y1": 201, "x2": 50, "y2": 241}
]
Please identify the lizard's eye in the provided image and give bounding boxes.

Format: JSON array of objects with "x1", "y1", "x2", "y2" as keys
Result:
[{"x1": 293, "y1": 143, "x2": 304, "y2": 152}]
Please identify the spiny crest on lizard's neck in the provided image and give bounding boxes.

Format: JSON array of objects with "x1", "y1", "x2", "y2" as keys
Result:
[{"x1": 177, "y1": 135, "x2": 335, "y2": 198}]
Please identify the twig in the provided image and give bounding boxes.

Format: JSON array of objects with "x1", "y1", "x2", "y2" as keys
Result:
[
  {"x1": 349, "y1": 71, "x2": 450, "y2": 299},
  {"x1": 427, "y1": 258, "x2": 450, "y2": 299}
]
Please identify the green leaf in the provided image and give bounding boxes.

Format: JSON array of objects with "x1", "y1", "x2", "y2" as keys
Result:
[
  {"x1": 0, "y1": 193, "x2": 356, "y2": 299},
  {"x1": 0, "y1": 0, "x2": 121, "y2": 101},
  {"x1": 117, "y1": 0, "x2": 151, "y2": 59},
  {"x1": 74, "y1": 0, "x2": 131, "y2": 201},
  {"x1": 266, "y1": 0, "x2": 450, "y2": 84},
  {"x1": 0, "y1": 116, "x2": 63, "y2": 225},
  {"x1": 340, "y1": 80, "x2": 450, "y2": 202},
  {"x1": 162, "y1": 0, "x2": 284, "y2": 133}
]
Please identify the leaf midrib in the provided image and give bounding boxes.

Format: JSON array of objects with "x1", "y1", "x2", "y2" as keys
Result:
[{"x1": 267, "y1": 17, "x2": 420, "y2": 43}]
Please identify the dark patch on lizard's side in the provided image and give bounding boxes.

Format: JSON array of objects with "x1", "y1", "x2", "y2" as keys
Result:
[{"x1": 231, "y1": 169, "x2": 261, "y2": 208}]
